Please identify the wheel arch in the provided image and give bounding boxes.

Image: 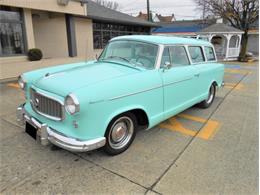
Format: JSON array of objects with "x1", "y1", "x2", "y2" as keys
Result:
[
  {"x1": 212, "y1": 80, "x2": 218, "y2": 87},
  {"x1": 209, "y1": 80, "x2": 218, "y2": 90},
  {"x1": 104, "y1": 106, "x2": 150, "y2": 135}
]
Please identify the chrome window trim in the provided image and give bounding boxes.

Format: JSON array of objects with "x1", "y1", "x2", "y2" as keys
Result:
[{"x1": 30, "y1": 87, "x2": 65, "y2": 121}]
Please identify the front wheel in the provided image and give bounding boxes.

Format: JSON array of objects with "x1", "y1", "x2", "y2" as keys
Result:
[
  {"x1": 197, "y1": 84, "x2": 216, "y2": 109},
  {"x1": 103, "y1": 113, "x2": 137, "y2": 155}
]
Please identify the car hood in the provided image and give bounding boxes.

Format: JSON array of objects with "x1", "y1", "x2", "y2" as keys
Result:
[{"x1": 34, "y1": 61, "x2": 140, "y2": 96}]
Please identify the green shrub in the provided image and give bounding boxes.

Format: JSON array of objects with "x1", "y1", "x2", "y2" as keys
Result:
[{"x1": 28, "y1": 48, "x2": 43, "y2": 61}]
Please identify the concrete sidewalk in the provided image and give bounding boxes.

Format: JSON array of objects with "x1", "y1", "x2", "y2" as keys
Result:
[{"x1": 0, "y1": 57, "x2": 88, "y2": 83}]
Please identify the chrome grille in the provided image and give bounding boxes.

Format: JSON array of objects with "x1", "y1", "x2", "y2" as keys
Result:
[{"x1": 30, "y1": 88, "x2": 64, "y2": 120}]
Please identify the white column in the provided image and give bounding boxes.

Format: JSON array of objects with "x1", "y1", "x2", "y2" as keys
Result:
[
  {"x1": 23, "y1": 8, "x2": 35, "y2": 49},
  {"x1": 208, "y1": 34, "x2": 214, "y2": 42},
  {"x1": 237, "y1": 34, "x2": 242, "y2": 55},
  {"x1": 225, "y1": 34, "x2": 231, "y2": 59}
]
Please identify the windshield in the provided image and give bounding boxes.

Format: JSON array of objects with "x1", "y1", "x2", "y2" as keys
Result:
[{"x1": 98, "y1": 40, "x2": 159, "y2": 69}]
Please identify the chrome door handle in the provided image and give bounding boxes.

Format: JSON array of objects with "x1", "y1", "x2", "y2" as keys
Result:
[{"x1": 194, "y1": 73, "x2": 200, "y2": 77}]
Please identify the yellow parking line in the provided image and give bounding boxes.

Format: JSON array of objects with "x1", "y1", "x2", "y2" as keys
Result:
[
  {"x1": 160, "y1": 117, "x2": 196, "y2": 137},
  {"x1": 7, "y1": 83, "x2": 20, "y2": 89},
  {"x1": 197, "y1": 120, "x2": 219, "y2": 140},
  {"x1": 224, "y1": 83, "x2": 244, "y2": 90},
  {"x1": 178, "y1": 113, "x2": 206, "y2": 123},
  {"x1": 225, "y1": 68, "x2": 252, "y2": 74},
  {"x1": 159, "y1": 114, "x2": 220, "y2": 140}
]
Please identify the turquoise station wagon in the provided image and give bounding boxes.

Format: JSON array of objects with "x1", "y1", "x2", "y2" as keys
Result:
[{"x1": 17, "y1": 35, "x2": 224, "y2": 155}]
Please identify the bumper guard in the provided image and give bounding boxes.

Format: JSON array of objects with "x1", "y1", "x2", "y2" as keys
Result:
[{"x1": 16, "y1": 104, "x2": 106, "y2": 152}]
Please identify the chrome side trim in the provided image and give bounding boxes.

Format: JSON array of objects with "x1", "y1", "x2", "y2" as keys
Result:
[
  {"x1": 109, "y1": 85, "x2": 163, "y2": 101},
  {"x1": 89, "y1": 100, "x2": 105, "y2": 104},
  {"x1": 108, "y1": 77, "x2": 193, "y2": 101},
  {"x1": 163, "y1": 77, "x2": 193, "y2": 87}
]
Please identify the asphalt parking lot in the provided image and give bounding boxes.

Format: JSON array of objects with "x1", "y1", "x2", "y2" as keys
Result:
[{"x1": 0, "y1": 61, "x2": 258, "y2": 194}]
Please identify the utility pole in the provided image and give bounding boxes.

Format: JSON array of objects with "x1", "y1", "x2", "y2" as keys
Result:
[
  {"x1": 202, "y1": 2, "x2": 205, "y2": 20},
  {"x1": 147, "y1": 0, "x2": 150, "y2": 21}
]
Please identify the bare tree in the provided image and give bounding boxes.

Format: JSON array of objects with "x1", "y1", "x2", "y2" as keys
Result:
[
  {"x1": 195, "y1": 0, "x2": 259, "y2": 61},
  {"x1": 93, "y1": 0, "x2": 119, "y2": 10}
]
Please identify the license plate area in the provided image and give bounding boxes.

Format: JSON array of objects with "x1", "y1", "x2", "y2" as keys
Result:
[{"x1": 25, "y1": 122, "x2": 37, "y2": 140}]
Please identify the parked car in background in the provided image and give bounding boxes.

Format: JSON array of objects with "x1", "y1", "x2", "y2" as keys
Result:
[{"x1": 17, "y1": 35, "x2": 224, "y2": 155}]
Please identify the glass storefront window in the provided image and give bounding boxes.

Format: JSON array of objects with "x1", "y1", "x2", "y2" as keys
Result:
[
  {"x1": 0, "y1": 6, "x2": 26, "y2": 56},
  {"x1": 93, "y1": 21, "x2": 150, "y2": 49}
]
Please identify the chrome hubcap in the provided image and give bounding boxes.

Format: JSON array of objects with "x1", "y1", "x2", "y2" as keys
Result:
[
  {"x1": 206, "y1": 85, "x2": 214, "y2": 104},
  {"x1": 109, "y1": 116, "x2": 134, "y2": 149},
  {"x1": 111, "y1": 122, "x2": 127, "y2": 142}
]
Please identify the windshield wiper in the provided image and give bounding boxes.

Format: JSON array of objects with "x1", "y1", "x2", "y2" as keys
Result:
[
  {"x1": 99, "y1": 56, "x2": 145, "y2": 70},
  {"x1": 103, "y1": 56, "x2": 134, "y2": 65}
]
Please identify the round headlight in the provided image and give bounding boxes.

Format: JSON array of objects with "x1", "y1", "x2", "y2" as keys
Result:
[
  {"x1": 65, "y1": 94, "x2": 80, "y2": 115},
  {"x1": 18, "y1": 75, "x2": 26, "y2": 90}
]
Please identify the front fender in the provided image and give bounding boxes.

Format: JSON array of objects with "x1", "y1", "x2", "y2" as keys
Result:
[{"x1": 104, "y1": 104, "x2": 150, "y2": 133}]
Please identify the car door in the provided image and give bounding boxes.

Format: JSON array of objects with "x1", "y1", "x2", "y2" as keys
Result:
[
  {"x1": 188, "y1": 46, "x2": 209, "y2": 98},
  {"x1": 160, "y1": 45, "x2": 197, "y2": 119}
]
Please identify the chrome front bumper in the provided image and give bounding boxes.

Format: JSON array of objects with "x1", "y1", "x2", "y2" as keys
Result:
[{"x1": 16, "y1": 104, "x2": 106, "y2": 152}]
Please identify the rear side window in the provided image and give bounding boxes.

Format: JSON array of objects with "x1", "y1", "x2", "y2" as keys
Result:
[
  {"x1": 188, "y1": 46, "x2": 205, "y2": 63},
  {"x1": 204, "y1": 47, "x2": 216, "y2": 61},
  {"x1": 169, "y1": 46, "x2": 190, "y2": 65}
]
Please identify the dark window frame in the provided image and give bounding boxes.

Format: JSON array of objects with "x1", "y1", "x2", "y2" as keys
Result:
[
  {"x1": 0, "y1": 6, "x2": 27, "y2": 57},
  {"x1": 93, "y1": 21, "x2": 150, "y2": 49}
]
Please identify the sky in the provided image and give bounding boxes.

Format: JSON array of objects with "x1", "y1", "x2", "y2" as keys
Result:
[{"x1": 112, "y1": 0, "x2": 202, "y2": 20}]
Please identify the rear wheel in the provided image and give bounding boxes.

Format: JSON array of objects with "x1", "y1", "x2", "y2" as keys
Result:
[
  {"x1": 103, "y1": 113, "x2": 137, "y2": 155},
  {"x1": 197, "y1": 84, "x2": 216, "y2": 109}
]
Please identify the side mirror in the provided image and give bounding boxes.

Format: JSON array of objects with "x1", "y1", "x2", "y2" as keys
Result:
[{"x1": 163, "y1": 61, "x2": 172, "y2": 70}]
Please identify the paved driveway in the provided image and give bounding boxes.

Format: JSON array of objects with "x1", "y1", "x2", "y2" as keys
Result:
[{"x1": 0, "y1": 61, "x2": 258, "y2": 194}]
